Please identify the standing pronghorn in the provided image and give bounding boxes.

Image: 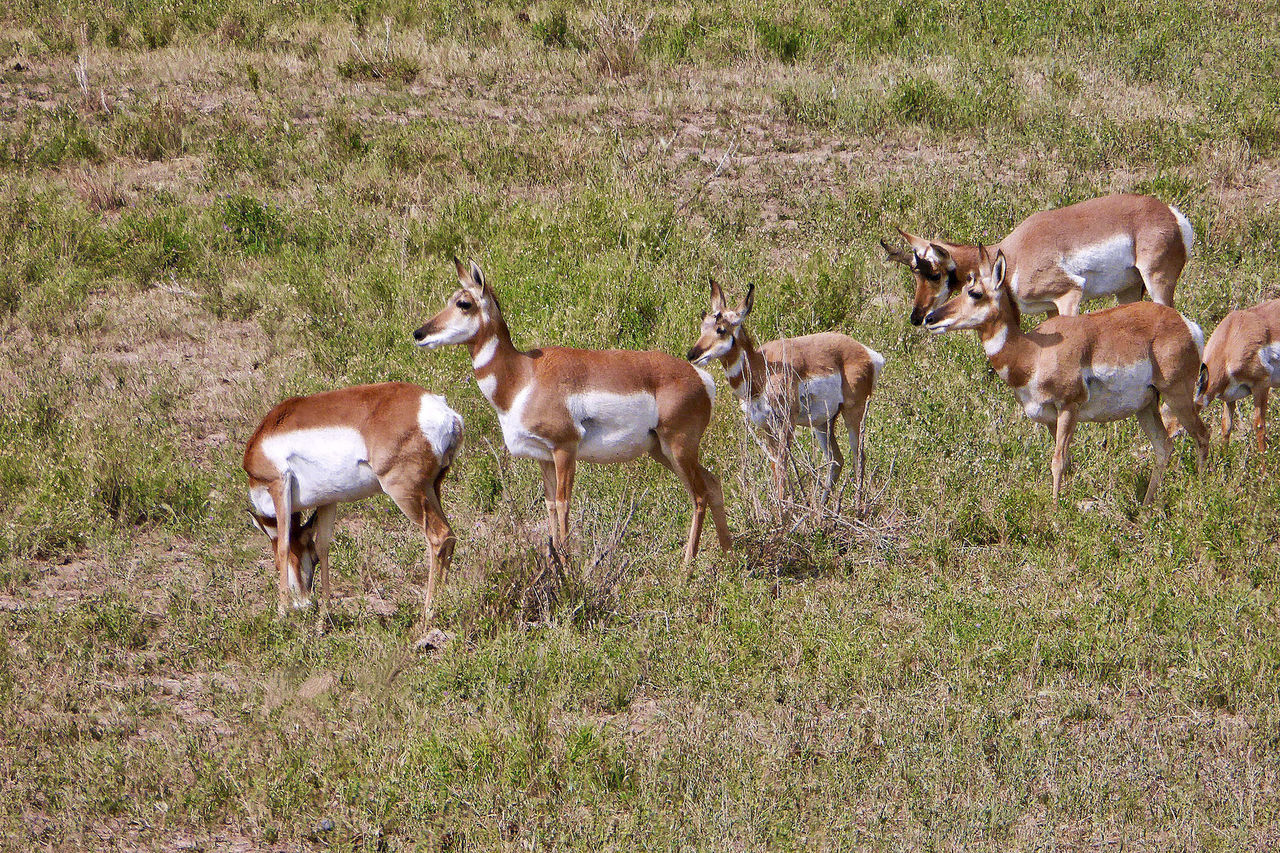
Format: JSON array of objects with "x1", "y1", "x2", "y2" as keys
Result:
[
  {"x1": 924, "y1": 247, "x2": 1210, "y2": 505},
  {"x1": 1196, "y1": 298, "x2": 1280, "y2": 454},
  {"x1": 686, "y1": 278, "x2": 884, "y2": 504},
  {"x1": 243, "y1": 383, "x2": 462, "y2": 639},
  {"x1": 883, "y1": 194, "x2": 1196, "y2": 325},
  {"x1": 413, "y1": 258, "x2": 732, "y2": 563}
]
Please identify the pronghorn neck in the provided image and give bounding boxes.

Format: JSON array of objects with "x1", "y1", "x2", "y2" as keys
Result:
[
  {"x1": 721, "y1": 326, "x2": 768, "y2": 401},
  {"x1": 467, "y1": 295, "x2": 526, "y2": 408},
  {"x1": 979, "y1": 293, "x2": 1030, "y2": 382}
]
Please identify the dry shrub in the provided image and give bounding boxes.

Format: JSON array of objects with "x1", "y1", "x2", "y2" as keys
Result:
[
  {"x1": 66, "y1": 170, "x2": 126, "y2": 213},
  {"x1": 338, "y1": 19, "x2": 421, "y2": 84},
  {"x1": 730, "y1": 430, "x2": 907, "y2": 579},
  {"x1": 588, "y1": 11, "x2": 652, "y2": 78}
]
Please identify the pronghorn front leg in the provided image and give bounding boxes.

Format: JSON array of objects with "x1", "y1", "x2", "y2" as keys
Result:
[
  {"x1": 1223, "y1": 399, "x2": 1237, "y2": 443},
  {"x1": 538, "y1": 460, "x2": 558, "y2": 547},
  {"x1": 1050, "y1": 406, "x2": 1079, "y2": 500},
  {"x1": 270, "y1": 475, "x2": 298, "y2": 618},
  {"x1": 551, "y1": 447, "x2": 577, "y2": 548}
]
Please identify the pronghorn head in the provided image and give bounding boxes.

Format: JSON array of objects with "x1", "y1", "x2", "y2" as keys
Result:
[
  {"x1": 882, "y1": 228, "x2": 959, "y2": 326},
  {"x1": 248, "y1": 510, "x2": 319, "y2": 596},
  {"x1": 924, "y1": 246, "x2": 1008, "y2": 334},
  {"x1": 413, "y1": 258, "x2": 493, "y2": 349},
  {"x1": 687, "y1": 277, "x2": 754, "y2": 366}
]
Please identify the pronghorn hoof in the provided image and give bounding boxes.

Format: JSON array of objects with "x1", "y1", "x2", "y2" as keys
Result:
[{"x1": 415, "y1": 628, "x2": 452, "y2": 651}]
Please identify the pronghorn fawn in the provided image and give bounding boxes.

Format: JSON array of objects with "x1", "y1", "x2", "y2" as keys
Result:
[
  {"x1": 1196, "y1": 298, "x2": 1280, "y2": 455},
  {"x1": 243, "y1": 383, "x2": 463, "y2": 641},
  {"x1": 686, "y1": 278, "x2": 884, "y2": 505},
  {"x1": 884, "y1": 194, "x2": 1195, "y2": 325},
  {"x1": 924, "y1": 247, "x2": 1210, "y2": 505},
  {"x1": 413, "y1": 259, "x2": 732, "y2": 564}
]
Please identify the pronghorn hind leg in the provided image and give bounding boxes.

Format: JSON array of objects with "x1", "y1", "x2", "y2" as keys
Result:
[
  {"x1": 420, "y1": 471, "x2": 456, "y2": 626},
  {"x1": 1136, "y1": 403, "x2": 1174, "y2": 505},
  {"x1": 814, "y1": 412, "x2": 844, "y2": 504},
  {"x1": 311, "y1": 503, "x2": 338, "y2": 634},
  {"x1": 1253, "y1": 385, "x2": 1270, "y2": 459}
]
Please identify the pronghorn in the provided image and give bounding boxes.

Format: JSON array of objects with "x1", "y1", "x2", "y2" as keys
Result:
[
  {"x1": 413, "y1": 258, "x2": 732, "y2": 563},
  {"x1": 883, "y1": 194, "x2": 1196, "y2": 325},
  {"x1": 686, "y1": 278, "x2": 884, "y2": 504},
  {"x1": 924, "y1": 247, "x2": 1210, "y2": 505},
  {"x1": 243, "y1": 383, "x2": 463, "y2": 637},
  {"x1": 1196, "y1": 298, "x2": 1280, "y2": 454}
]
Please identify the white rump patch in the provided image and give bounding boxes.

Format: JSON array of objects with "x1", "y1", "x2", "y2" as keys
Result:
[
  {"x1": 258, "y1": 427, "x2": 383, "y2": 511},
  {"x1": 1078, "y1": 360, "x2": 1156, "y2": 422},
  {"x1": 418, "y1": 393, "x2": 464, "y2": 465},
  {"x1": 1169, "y1": 205, "x2": 1195, "y2": 254},
  {"x1": 1259, "y1": 342, "x2": 1280, "y2": 384},
  {"x1": 568, "y1": 390, "x2": 660, "y2": 463},
  {"x1": 864, "y1": 346, "x2": 886, "y2": 382},
  {"x1": 796, "y1": 373, "x2": 843, "y2": 427},
  {"x1": 1058, "y1": 235, "x2": 1140, "y2": 299},
  {"x1": 1179, "y1": 314, "x2": 1205, "y2": 358}
]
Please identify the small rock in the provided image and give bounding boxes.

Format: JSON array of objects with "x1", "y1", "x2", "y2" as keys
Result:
[
  {"x1": 157, "y1": 678, "x2": 183, "y2": 696},
  {"x1": 415, "y1": 628, "x2": 452, "y2": 651},
  {"x1": 317, "y1": 818, "x2": 335, "y2": 832},
  {"x1": 204, "y1": 432, "x2": 228, "y2": 446},
  {"x1": 297, "y1": 672, "x2": 338, "y2": 700},
  {"x1": 12, "y1": 61, "x2": 26, "y2": 72}
]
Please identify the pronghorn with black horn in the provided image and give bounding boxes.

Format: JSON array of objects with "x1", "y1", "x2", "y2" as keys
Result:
[
  {"x1": 883, "y1": 194, "x2": 1195, "y2": 325},
  {"x1": 243, "y1": 383, "x2": 463, "y2": 641},
  {"x1": 924, "y1": 246, "x2": 1210, "y2": 505},
  {"x1": 686, "y1": 278, "x2": 884, "y2": 504},
  {"x1": 1196, "y1": 298, "x2": 1280, "y2": 454},
  {"x1": 413, "y1": 258, "x2": 732, "y2": 563}
]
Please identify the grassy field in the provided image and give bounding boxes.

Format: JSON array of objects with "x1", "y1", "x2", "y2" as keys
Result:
[{"x1": 2, "y1": 1, "x2": 1279, "y2": 849}]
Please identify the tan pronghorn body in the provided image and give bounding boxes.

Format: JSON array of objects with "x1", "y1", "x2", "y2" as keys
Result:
[
  {"x1": 687, "y1": 280, "x2": 884, "y2": 503},
  {"x1": 924, "y1": 247, "x2": 1209, "y2": 505},
  {"x1": 243, "y1": 383, "x2": 462, "y2": 636},
  {"x1": 1197, "y1": 298, "x2": 1280, "y2": 454},
  {"x1": 884, "y1": 194, "x2": 1195, "y2": 325},
  {"x1": 414, "y1": 259, "x2": 731, "y2": 562}
]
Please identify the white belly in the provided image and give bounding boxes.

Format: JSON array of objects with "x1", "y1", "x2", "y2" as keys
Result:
[
  {"x1": 1058, "y1": 235, "x2": 1140, "y2": 298},
  {"x1": 1078, "y1": 361, "x2": 1155, "y2": 422},
  {"x1": 795, "y1": 373, "x2": 843, "y2": 427},
  {"x1": 254, "y1": 427, "x2": 383, "y2": 514},
  {"x1": 569, "y1": 390, "x2": 659, "y2": 463}
]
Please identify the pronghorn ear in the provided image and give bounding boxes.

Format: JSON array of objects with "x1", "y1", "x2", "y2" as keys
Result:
[
  {"x1": 881, "y1": 238, "x2": 914, "y2": 267},
  {"x1": 740, "y1": 281, "x2": 756, "y2": 317},
  {"x1": 709, "y1": 276, "x2": 726, "y2": 313},
  {"x1": 453, "y1": 256, "x2": 467, "y2": 281},
  {"x1": 929, "y1": 243, "x2": 955, "y2": 271},
  {"x1": 469, "y1": 260, "x2": 486, "y2": 292},
  {"x1": 991, "y1": 250, "x2": 1008, "y2": 291},
  {"x1": 897, "y1": 227, "x2": 932, "y2": 255}
]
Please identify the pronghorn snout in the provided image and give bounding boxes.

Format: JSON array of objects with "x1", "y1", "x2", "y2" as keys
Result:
[
  {"x1": 909, "y1": 306, "x2": 927, "y2": 326},
  {"x1": 412, "y1": 324, "x2": 430, "y2": 343},
  {"x1": 687, "y1": 345, "x2": 704, "y2": 363}
]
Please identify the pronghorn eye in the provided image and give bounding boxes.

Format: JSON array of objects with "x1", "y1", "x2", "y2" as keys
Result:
[
  {"x1": 717, "y1": 326, "x2": 727, "y2": 336},
  {"x1": 968, "y1": 288, "x2": 982, "y2": 299},
  {"x1": 457, "y1": 299, "x2": 474, "y2": 311}
]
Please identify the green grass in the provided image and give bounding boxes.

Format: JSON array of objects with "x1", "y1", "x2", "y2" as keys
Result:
[{"x1": 1, "y1": 0, "x2": 1279, "y2": 849}]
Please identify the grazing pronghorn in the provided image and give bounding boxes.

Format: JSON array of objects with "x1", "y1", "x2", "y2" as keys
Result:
[
  {"x1": 1196, "y1": 298, "x2": 1280, "y2": 454},
  {"x1": 883, "y1": 194, "x2": 1195, "y2": 325},
  {"x1": 686, "y1": 278, "x2": 884, "y2": 503},
  {"x1": 413, "y1": 258, "x2": 732, "y2": 563},
  {"x1": 243, "y1": 383, "x2": 463, "y2": 637},
  {"x1": 924, "y1": 247, "x2": 1210, "y2": 505}
]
